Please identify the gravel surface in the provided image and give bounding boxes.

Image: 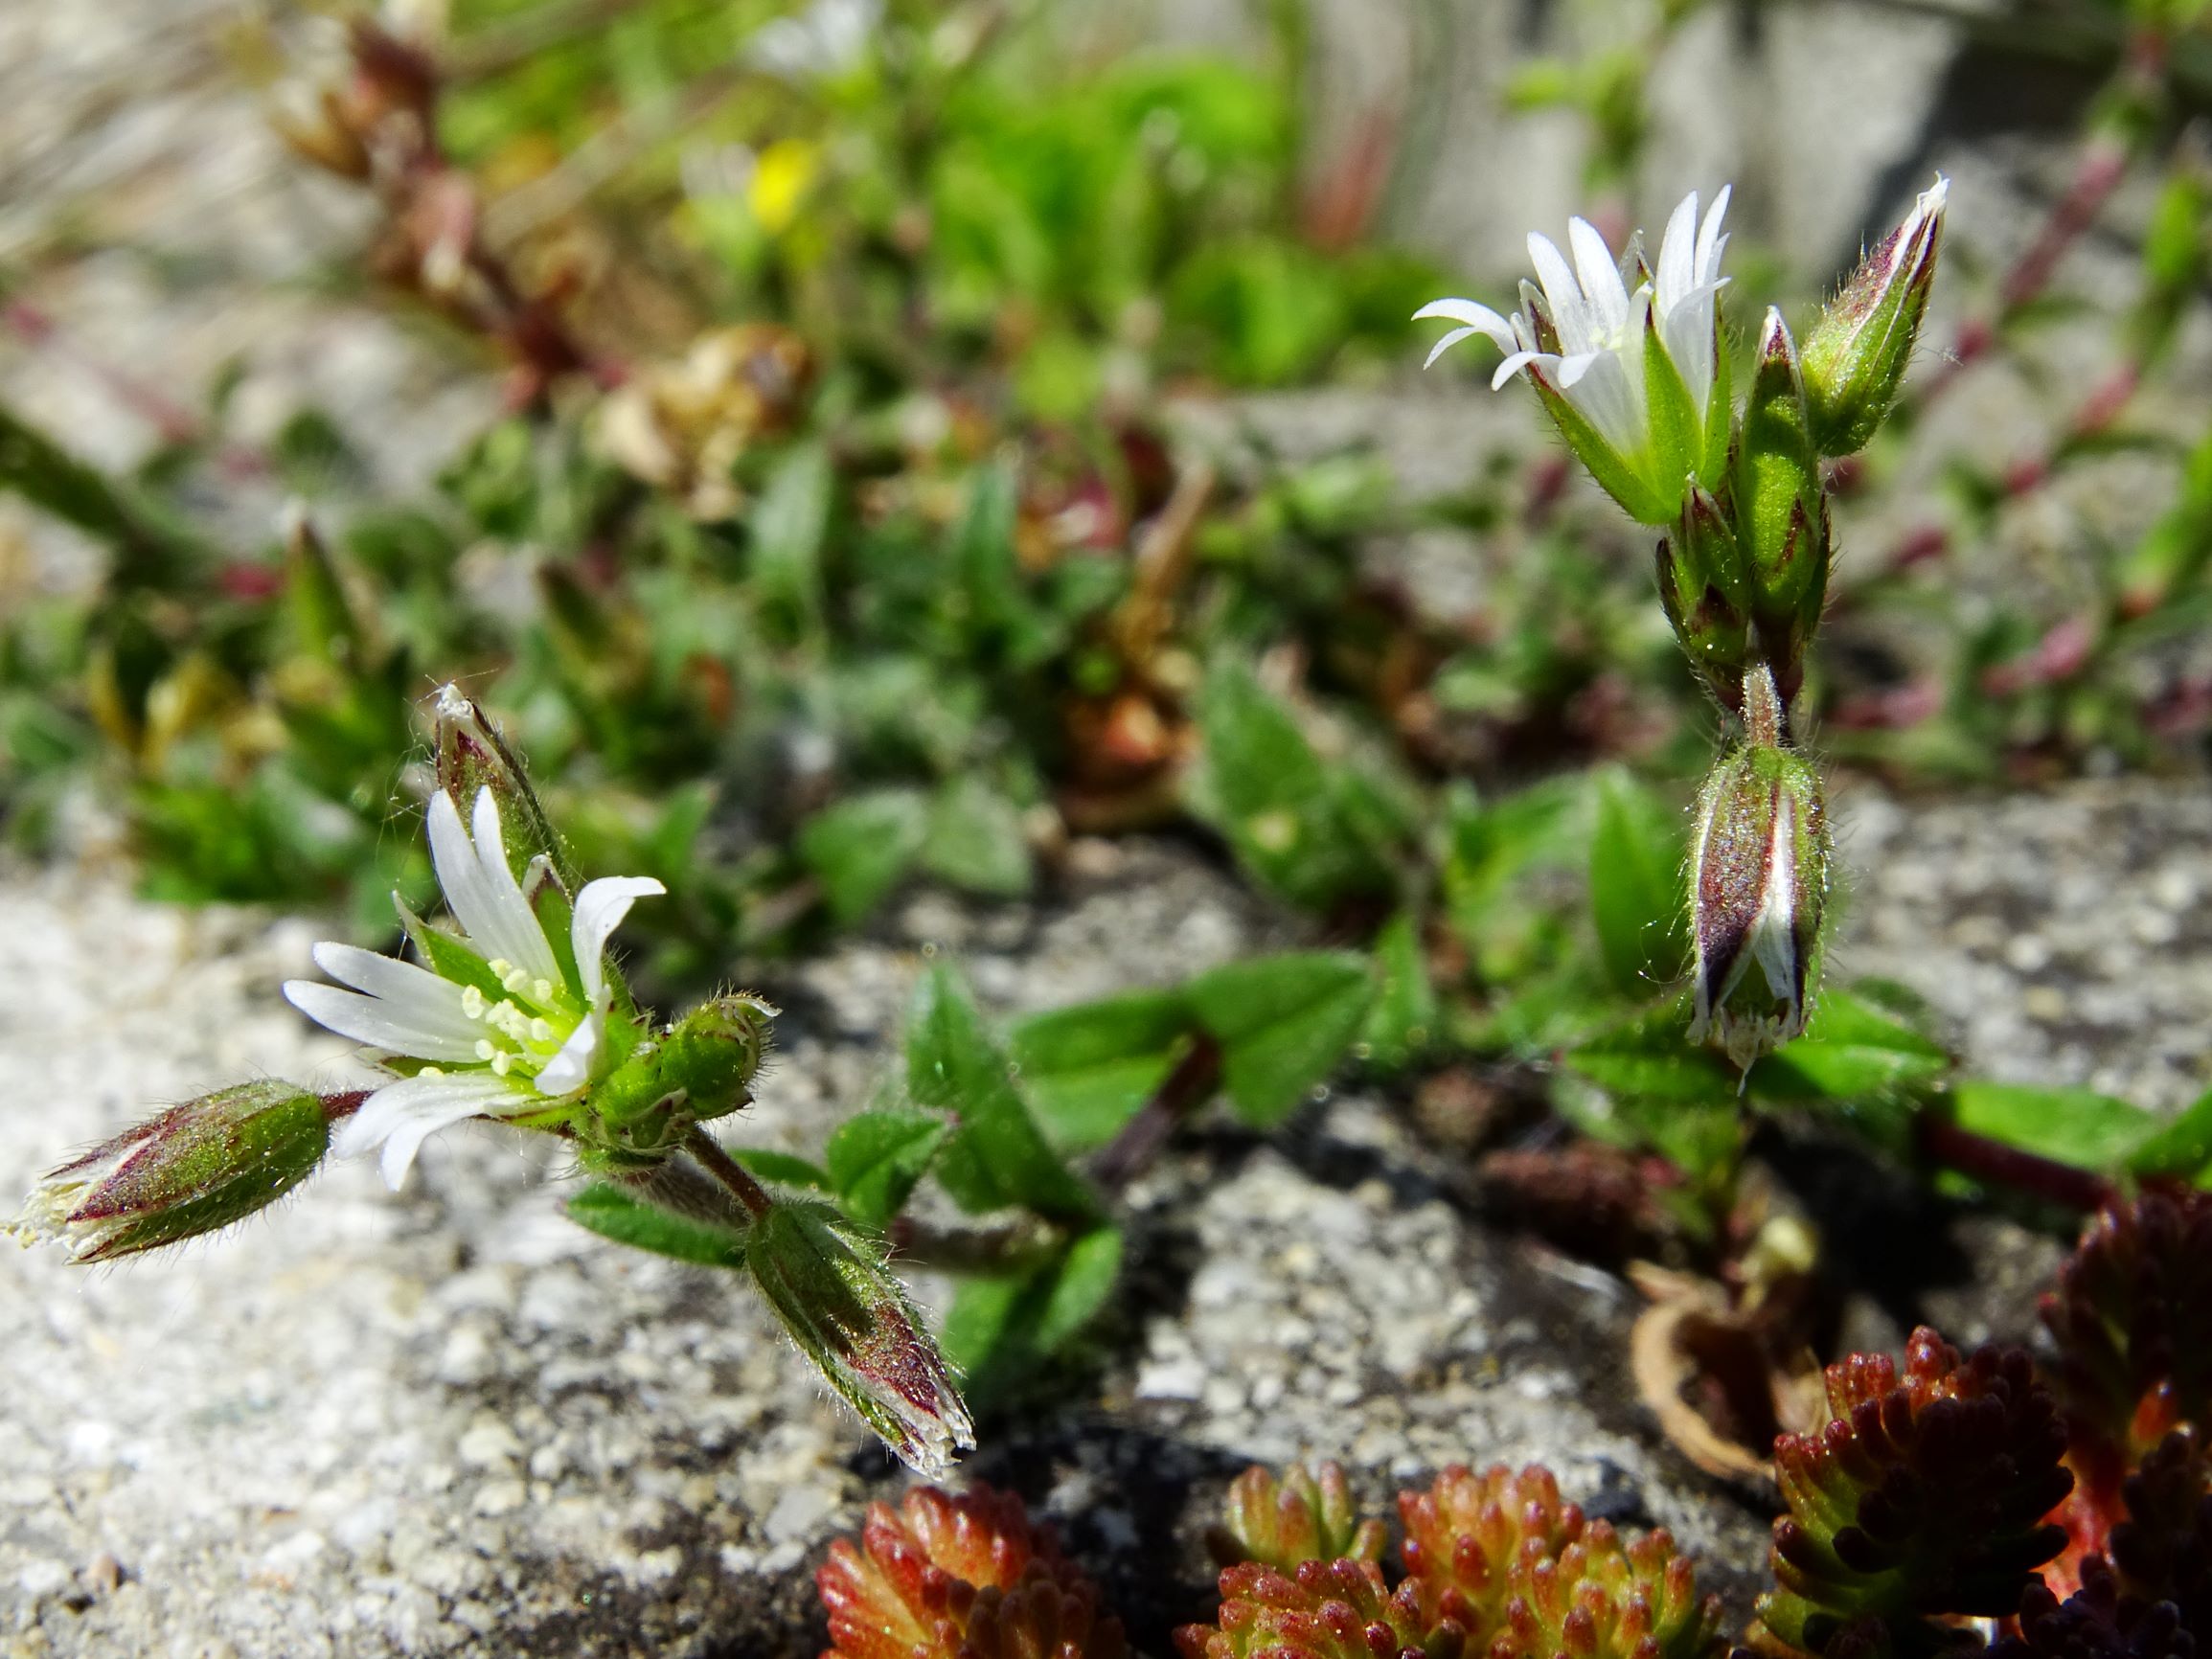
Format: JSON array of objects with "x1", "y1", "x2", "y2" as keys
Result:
[{"x1": 7, "y1": 775, "x2": 2209, "y2": 1655}]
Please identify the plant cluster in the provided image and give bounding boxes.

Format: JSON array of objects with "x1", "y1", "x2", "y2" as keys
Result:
[{"x1": 809, "y1": 1190, "x2": 2212, "y2": 1659}]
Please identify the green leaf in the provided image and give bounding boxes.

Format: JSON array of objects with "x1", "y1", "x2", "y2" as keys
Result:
[
  {"x1": 1195, "y1": 660, "x2": 1385, "y2": 911},
  {"x1": 1009, "y1": 989, "x2": 1194, "y2": 1151},
  {"x1": 749, "y1": 441, "x2": 832, "y2": 633},
  {"x1": 935, "y1": 1224, "x2": 1124, "y2": 1404},
  {"x1": 1565, "y1": 999, "x2": 1741, "y2": 1106},
  {"x1": 797, "y1": 788, "x2": 928, "y2": 923},
  {"x1": 1361, "y1": 911, "x2": 1438, "y2": 1071},
  {"x1": 825, "y1": 1108, "x2": 949, "y2": 1229},
  {"x1": 566, "y1": 1182, "x2": 749, "y2": 1267},
  {"x1": 1949, "y1": 1080, "x2": 2155, "y2": 1173},
  {"x1": 906, "y1": 966, "x2": 1100, "y2": 1221},
  {"x1": 731, "y1": 1149, "x2": 833, "y2": 1193},
  {"x1": 1035, "y1": 1224, "x2": 1124, "y2": 1352},
  {"x1": 1553, "y1": 1010, "x2": 1745, "y2": 1184},
  {"x1": 1751, "y1": 986, "x2": 1950, "y2": 1104},
  {"x1": 939, "y1": 1271, "x2": 1032, "y2": 1397},
  {"x1": 2126, "y1": 1089, "x2": 2212, "y2": 1181},
  {"x1": 921, "y1": 776, "x2": 1033, "y2": 898},
  {"x1": 1187, "y1": 951, "x2": 1375, "y2": 1127},
  {"x1": 1588, "y1": 769, "x2": 1687, "y2": 995}
]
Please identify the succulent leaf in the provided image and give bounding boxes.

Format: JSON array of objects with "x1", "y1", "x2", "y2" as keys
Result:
[
  {"x1": 1750, "y1": 1329, "x2": 2072, "y2": 1659},
  {"x1": 818, "y1": 1483, "x2": 1126, "y2": 1659},
  {"x1": 1175, "y1": 1558, "x2": 1437, "y2": 1659},
  {"x1": 1212, "y1": 1464, "x2": 1388, "y2": 1570}
]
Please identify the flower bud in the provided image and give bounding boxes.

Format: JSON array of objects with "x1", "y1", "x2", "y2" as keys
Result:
[
  {"x1": 745, "y1": 1199, "x2": 975, "y2": 1476},
  {"x1": 578, "y1": 994, "x2": 779, "y2": 1171},
  {"x1": 1689, "y1": 667, "x2": 1830, "y2": 1066},
  {"x1": 1801, "y1": 176, "x2": 1949, "y2": 457},
  {"x1": 1732, "y1": 312, "x2": 1832, "y2": 707},
  {"x1": 432, "y1": 683, "x2": 571, "y2": 889},
  {"x1": 1655, "y1": 485, "x2": 1752, "y2": 710},
  {"x1": 16, "y1": 1081, "x2": 334, "y2": 1262}
]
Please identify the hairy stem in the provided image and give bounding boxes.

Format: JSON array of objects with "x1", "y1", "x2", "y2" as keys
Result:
[{"x1": 682, "y1": 1125, "x2": 777, "y2": 1220}]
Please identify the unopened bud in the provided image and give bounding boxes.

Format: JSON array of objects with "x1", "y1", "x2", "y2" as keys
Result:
[
  {"x1": 432, "y1": 683, "x2": 571, "y2": 888},
  {"x1": 1689, "y1": 667, "x2": 1830, "y2": 1066},
  {"x1": 1656, "y1": 485, "x2": 1752, "y2": 710},
  {"x1": 1732, "y1": 312, "x2": 1831, "y2": 705},
  {"x1": 579, "y1": 994, "x2": 779, "y2": 1171},
  {"x1": 1802, "y1": 176, "x2": 1949, "y2": 456},
  {"x1": 16, "y1": 1081, "x2": 333, "y2": 1262},
  {"x1": 745, "y1": 1200, "x2": 975, "y2": 1476}
]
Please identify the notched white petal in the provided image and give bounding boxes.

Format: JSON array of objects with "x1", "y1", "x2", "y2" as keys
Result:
[
  {"x1": 569, "y1": 875, "x2": 666, "y2": 1007},
  {"x1": 335, "y1": 1073, "x2": 529, "y2": 1190},
  {"x1": 284, "y1": 981, "x2": 486, "y2": 1063}
]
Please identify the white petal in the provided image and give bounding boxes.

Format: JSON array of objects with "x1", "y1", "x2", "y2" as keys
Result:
[
  {"x1": 333, "y1": 1073, "x2": 530, "y2": 1190},
  {"x1": 569, "y1": 876, "x2": 665, "y2": 1007},
  {"x1": 1490, "y1": 350, "x2": 1540, "y2": 390},
  {"x1": 1559, "y1": 351, "x2": 1650, "y2": 460},
  {"x1": 1555, "y1": 351, "x2": 1602, "y2": 389},
  {"x1": 1413, "y1": 297, "x2": 1517, "y2": 350},
  {"x1": 1526, "y1": 233, "x2": 1588, "y2": 355},
  {"x1": 469, "y1": 788, "x2": 561, "y2": 985},
  {"x1": 426, "y1": 792, "x2": 517, "y2": 970},
  {"x1": 1567, "y1": 217, "x2": 1630, "y2": 334},
  {"x1": 1423, "y1": 326, "x2": 1481, "y2": 370},
  {"x1": 533, "y1": 1010, "x2": 601, "y2": 1098},
  {"x1": 1696, "y1": 185, "x2": 1733, "y2": 284},
  {"x1": 284, "y1": 981, "x2": 486, "y2": 1063},
  {"x1": 310, "y1": 943, "x2": 482, "y2": 1047},
  {"x1": 1656, "y1": 190, "x2": 1699, "y2": 310}
]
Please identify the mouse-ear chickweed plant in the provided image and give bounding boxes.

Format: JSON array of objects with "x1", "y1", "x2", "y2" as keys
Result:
[
  {"x1": 1422, "y1": 178, "x2": 1948, "y2": 1064},
  {"x1": 13, "y1": 686, "x2": 972, "y2": 1476}
]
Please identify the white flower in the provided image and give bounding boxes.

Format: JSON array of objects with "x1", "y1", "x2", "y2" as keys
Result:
[
  {"x1": 1417, "y1": 188, "x2": 1733, "y2": 524},
  {"x1": 284, "y1": 786, "x2": 664, "y2": 1190}
]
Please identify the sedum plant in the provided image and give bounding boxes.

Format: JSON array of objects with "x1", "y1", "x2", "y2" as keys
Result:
[
  {"x1": 1749, "y1": 1328, "x2": 2073, "y2": 1659},
  {"x1": 1420, "y1": 178, "x2": 1949, "y2": 1064},
  {"x1": 816, "y1": 1482, "x2": 1126, "y2": 1659},
  {"x1": 1211, "y1": 1462, "x2": 1388, "y2": 1571},
  {"x1": 1177, "y1": 1461, "x2": 1721, "y2": 1659}
]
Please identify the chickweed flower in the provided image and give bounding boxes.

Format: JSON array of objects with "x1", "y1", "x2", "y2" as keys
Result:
[
  {"x1": 1419, "y1": 188, "x2": 1733, "y2": 525},
  {"x1": 284, "y1": 784, "x2": 665, "y2": 1188}
]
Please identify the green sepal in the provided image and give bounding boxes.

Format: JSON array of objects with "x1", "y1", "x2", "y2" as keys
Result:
[
  {"x1": 396, "y1": 897, "x2": 506, "y2": 1004},
  {"x1": 1641, "y1": 311, "x2": 1702, "y2": 513},
  {"x1": 36, "y1": 1081, "x2": 331, "y2": 1261},
  {"x1": 1734, "y1": 309, "x2": 1827, "y2": 628},
  {"x1": 1528, "y1": 369, "x2": 1677, "y2": 527}
]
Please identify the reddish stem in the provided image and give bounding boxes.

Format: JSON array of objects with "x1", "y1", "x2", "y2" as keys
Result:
[
  {"x1": 1090, "y1": 1034, "x2": 1224, "y2": 1193},
  {"x1": 322, "y1": 1089, "x2": 371, "y2": 1123},
  {"x1": 1916, "y1": 1115, "x2": 2115, "y2": 1212}
]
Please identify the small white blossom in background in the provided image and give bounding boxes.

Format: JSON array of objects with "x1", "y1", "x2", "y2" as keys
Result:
[
  {"x1": 748, "y1": 0, "x2": 881, "y2": 81},
  {"x1": 1417, "y1": 188, "x2": 1733, "y2": 526},
  {"x1": 284, "y1": 785, "x2": 664, "y2": 1189}
]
